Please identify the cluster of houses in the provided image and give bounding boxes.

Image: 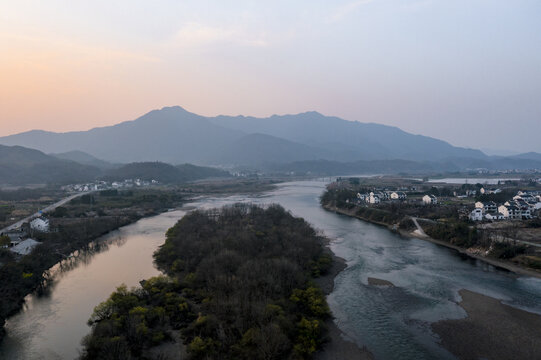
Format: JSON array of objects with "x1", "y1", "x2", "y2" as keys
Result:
[
  {"x1": 62, "y1": 179, "x2": 159, "y2": 193},
  {"x1": 61, "y1": 181, "x2": 109, "y2": 192},
  {"x1": 355, "y1": 191, "x2": 440, "y2": 206},
  {"x1": 356, "y1": 191, "x2": 408, "y2": 204},
  {"x1": 0, "y1": 216, "x2": 51, "y2": 256},
  {"x1": 111, "y1": 179, "x2": 159, "y2": 188},
  {"x1": 1, "y1": 217, "x2": 49, "y2": 255},
  {"x1": 469, "y1": 190, "x2": 541, "y2": 221}
]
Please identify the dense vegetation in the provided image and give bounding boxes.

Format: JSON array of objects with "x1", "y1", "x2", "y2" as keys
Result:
[
  {"x1": 81, "y1": 204, "x2": 333, "y2": 360},
  {"x1": 102, "y1": 162, "x2": 230, "y2": 183}
]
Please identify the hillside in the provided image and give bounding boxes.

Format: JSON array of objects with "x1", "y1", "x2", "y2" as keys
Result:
[
  {"x1": 213, "y1": 133, "x2": 329, "y2": 166},
  {"x1": 51, "y1": 150, "x2": 114, "y2": 169},
  {"x1": 102, "y1": 162, "x2": 230, "y2": 183},
  {"x1": 0, "y1": 145, "x2": 99, "y2": 185}
]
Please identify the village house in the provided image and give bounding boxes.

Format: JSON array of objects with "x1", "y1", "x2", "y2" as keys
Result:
[
  {"x1": 480, "y1": 187, "x2": 502, "y2": 195},
  {"x1": 390, "y1": 191, "x2": 407, "y2": 200},
  {"x1": 10, "y1": 238, "x2": 41, "y2": 255},
  {"x1": 485, "y1": 212, "x2": 505, "y2": 221},
  {"x1": 498, "y1": 204, "x2": 522, "y2": 220},
  {"x1": 356, "y1": 193, "x2": 368, "y2": 203},
  {"x1": 368, "y1": 192, "x2": 381, "y2": 204},
  {"x1": 469, "y1": 208, "x2": 484, "y2": 221},
  {"x1": 475, "y1": 201, "x2": 497, "y2": 214},
  {"x1": 30, "y1": 218, "x2": 50, "y2": 232},
  {"x1": 422, "y1": 195, "x2": 437, "y2": 205}
]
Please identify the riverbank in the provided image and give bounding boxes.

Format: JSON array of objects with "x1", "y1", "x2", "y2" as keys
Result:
[
  {"x1": 0, "y1": 189, "x2": 185, "y2": 344},
  {"x1": 323, "y1": 204, "x2": 541, "y2": 279},
  {"x1": 314, "y1": 246, "x2": 374, "y2": 360},
  {"x1": 432, "y1": 289, "x2": 541, "y2": 359}
]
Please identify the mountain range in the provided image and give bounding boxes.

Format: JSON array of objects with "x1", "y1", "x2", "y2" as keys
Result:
[{"x1": 1, "y1": 106, "x2": 540, "y2": 171}]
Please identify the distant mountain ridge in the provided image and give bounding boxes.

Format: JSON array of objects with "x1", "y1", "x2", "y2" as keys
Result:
[
  {"x1": 102, "y1": 162, "x2": 230, "y2": 183},
  {"x1": 1, "y1": 106, "x2": 539, "y2": 171},
  {"x1": 51, "y1": 150, "x2": 114, "y2": 169},
  {"x1": 0, "y1": 145, "x2": 231, "y2": 186},
  {"x1": 0, "y1": 145, "x2": 100, "y2": 185}
]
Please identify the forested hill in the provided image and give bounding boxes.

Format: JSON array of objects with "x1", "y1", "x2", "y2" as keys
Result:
[
  {"x1": 81, "y1": 204, "x2": 333, "y2": 359},
  {"x1": 0, "y1": 144, "x2": 100, "y2": 185}
]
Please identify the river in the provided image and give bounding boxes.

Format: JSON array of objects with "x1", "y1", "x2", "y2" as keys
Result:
[{"x1": 1, "y1": 180, "x2": 541, "y2": 359}]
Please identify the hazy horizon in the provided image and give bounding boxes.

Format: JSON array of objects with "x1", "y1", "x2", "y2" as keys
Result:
[{"x1": 1, "y1": 1, "x2": 540, "y2": 153}]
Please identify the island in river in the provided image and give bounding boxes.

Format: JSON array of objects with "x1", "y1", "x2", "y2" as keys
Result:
[{"x1": 80, "y1": 203, "x2": 350, "y2": 359}]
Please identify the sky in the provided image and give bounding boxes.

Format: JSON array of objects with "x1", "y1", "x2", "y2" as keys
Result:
[{"x1": 1, "y1": 0, "x2": 540, "y2": 153}]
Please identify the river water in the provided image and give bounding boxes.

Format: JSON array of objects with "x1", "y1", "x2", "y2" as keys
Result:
[{"x1": 1, "y1": 180, "x2": 541, "y2": 359}]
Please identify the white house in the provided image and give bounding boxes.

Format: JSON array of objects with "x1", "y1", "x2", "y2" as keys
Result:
[
  {"x1": 357, "y1": 193, "x2": 368, "y2": 202},
  {"x1": 390, "y1": 191, "x2": 407, "y2": 200},
  {"x1": 30, "y1": 218, "x2": 49, "y2": 232},
  {"x1": 422, "y1": 195, "x2": 437, "y2": 205},
  {"x1": 498, "y1": 205, "x2": 521, "y2": 220},
  {"x1": 480, "y1": 188, "x2": 502, "y2": 195},
  {"x1": 485, "y1": 213, "x2": 504, "y2": 221},
  {"x1": 475, "y1": 201, "x2": 497, "y2": 214},
  {"x1": 469, "y1": 208, "x2": 484, "y2": 221},
  {"x1": 10, "y1": 238, "x2": 41, "y2": 255},
  {"x1": 368, "y1": 192, "x2": 381, "y2": 204}
]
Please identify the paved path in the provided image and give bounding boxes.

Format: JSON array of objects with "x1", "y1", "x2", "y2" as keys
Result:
[
  {"x1": 0, "y1": 191, "x2": 94, "y2": 234},
  {"x1": 410, "y1": 217, "x2": 428, "y2": 237}
]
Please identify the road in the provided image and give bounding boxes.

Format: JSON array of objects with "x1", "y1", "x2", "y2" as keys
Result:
[
  {"x1": 0, "y1": 192, "x2": 94, "y2": 234},
  {"x1": 410, "y1": 217, "x2": 428, "y2": 237}
]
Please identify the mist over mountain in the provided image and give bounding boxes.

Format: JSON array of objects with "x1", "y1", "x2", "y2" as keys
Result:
[
  {"x1": 0, "y1": 144, "x2": 232, "y2": 186},
  {"x1": 1, "y1": 106, "x2": 539, "y2": 172},
  {"x1": 102, "y1": 162, "x2": 230, "y2": 183},
  {"x1": 51, "y1": 150, "x2": 114, "y2": 169},
  {"x1": 0, "y1": 145, "x2": 100, "y2": 185}
]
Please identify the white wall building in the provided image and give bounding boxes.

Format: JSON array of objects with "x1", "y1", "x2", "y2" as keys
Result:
[
  {"x1": 422, "y1": 195, "x2": 437, "y2": 205},
  {"x1": 469, "y1": 208, "x2": 484, "y2": 221},
  {"x1": 368, "y1": 192, "x2": 381, "y2": 204},
  {"x1": 390, "y1": 192, "x2": 407, "y2": 200},
  {"x1": 30, "y1": 218, "x2": 49, "y2": 232}
]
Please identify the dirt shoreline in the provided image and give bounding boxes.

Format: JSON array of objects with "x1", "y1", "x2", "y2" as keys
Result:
[
  {"x1": 367, "y1": 277, "x2": 395, "y2": 287},
  {"x1": 313, "y1": 246, "x2": 374, "y2": 360},
  {"x1": 432, "y1": 289, "x2": 541, "y2": 360},
  {"x1": 323, "y1": 204, "x2": 541, "y2": 279}
]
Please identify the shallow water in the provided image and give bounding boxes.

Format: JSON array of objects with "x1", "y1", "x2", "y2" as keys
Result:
[{"x1": 1, "y1": 180, "x2": 541, "y2": 359}]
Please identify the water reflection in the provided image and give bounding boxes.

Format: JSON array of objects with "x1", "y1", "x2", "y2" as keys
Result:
[
  {"x1": 0, "y1": 209, "x2": 186, "y2": 360},
  {"x1": 38, "y1": 234, "x2": 128, "y2": 297}
]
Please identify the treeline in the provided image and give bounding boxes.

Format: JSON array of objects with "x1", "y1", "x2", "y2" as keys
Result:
[
  {"x1": 81, "y1": 204, "x2": 333, "y2": 360},
  {"x1": 101, "y1": 162, "x2": 230, "y2": 184}
]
